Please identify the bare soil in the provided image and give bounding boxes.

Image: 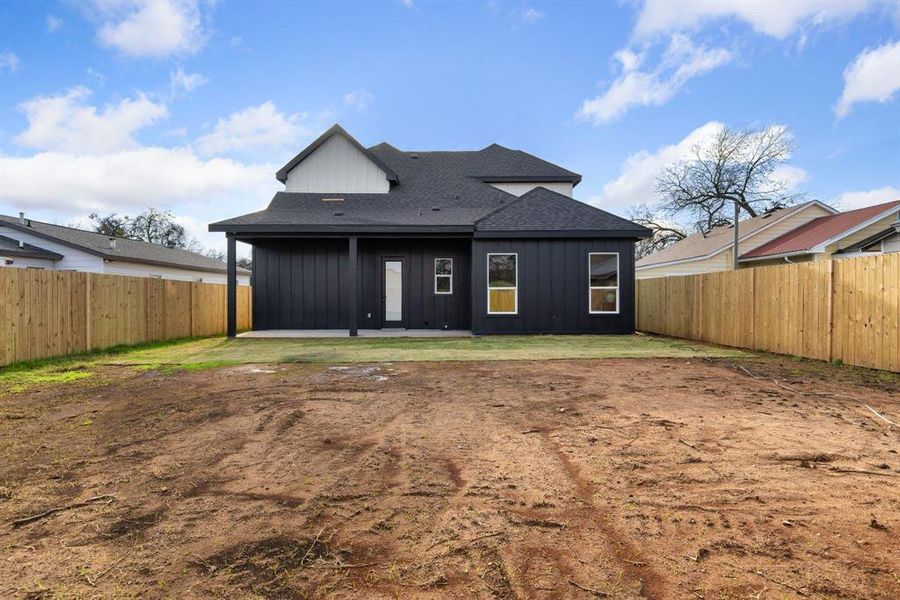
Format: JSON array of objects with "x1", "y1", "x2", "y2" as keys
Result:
[{"x1": 1, "y1": 357, "x2": 898, "y2": 599}]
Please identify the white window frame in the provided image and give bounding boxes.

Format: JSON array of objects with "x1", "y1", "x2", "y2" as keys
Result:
[
  {"x1": 588, "y1": 252, "x2": 619, "y2": 315},
  {"x1": 486, "y1": 252, "x2": 518, "y2": 315},
  {"x1": 434, "y1": 257, "x2": 453, "y2": 295}
]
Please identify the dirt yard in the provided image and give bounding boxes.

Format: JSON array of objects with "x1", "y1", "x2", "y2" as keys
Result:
[{"x1": 1, "y1": 355, "x2": 898, "y2": 599}]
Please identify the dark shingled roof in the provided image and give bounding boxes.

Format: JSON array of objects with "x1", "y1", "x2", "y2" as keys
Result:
[
  {"x1": 0, "y1": 215, "x2": 250, "y2": 275},
  {"x1": 476, "y1": 187, "x2": 649, "y2": 235},
  {"x1": 212, "y1": 127, "x2": 646, "y2": 237},
  {"x1": 0, "y1": 234, "x2": 64, "y2": 260}
]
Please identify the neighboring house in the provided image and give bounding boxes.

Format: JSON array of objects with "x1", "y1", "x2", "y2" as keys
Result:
[
  {"x1": 210, "y1": 124, "x2": 650, "y2": 336},
  {"x1": 0, "y1": 214, "x2": 250, "y2": 284},
  {"x1": 636, "y1": 201, "x2": 837, "y2": 279},
  {"x1": 741, "y1": 200, "x2": 900, "y2": 265}
]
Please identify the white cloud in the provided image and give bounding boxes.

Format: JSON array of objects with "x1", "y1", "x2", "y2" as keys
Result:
[
  {"x1": 14, "y1": 86, "x2": 168, "y2": 154},
  {"x1": 195, "y1": 102, "x2": 320, "y2": 156},
  {"x1": 95, "y1": 0, "x2": 206, "y2": 58},
  {"x1": 400, "y1": 0, "x2": 415, "y2": 8},
  {"x1": 834, "y1": 40, "x2": 900, "y2": 118},
  {"x1": 772, "y1": 165, "x2": 809, "y2": 189},
  {"x1": 169, "y1": 68, "x2": 208, "y2": 95},
  {"x1": 634, "y1": 0, "x2": 872, "y2": 39},
  {"x1": 591, "y1": 121, "x2": 724, "y2": 211},
  {"x1": 593, "y1": 122, "x2": 807, "y2": 211},
  {"x1": 46, "y1": 15, "x2": 63, "y2": 33},
  {"x1": 0, "y1": 50, "x2": 20, "y2": 72},
  {"x1": 578, "y1": 35, "x2": 733, "y2": 125},
  {"x1": 0, "y1": 148, "x2": 272, "y2": 213},
  {"x1": 517, "y1": 7, "x2": 544, "y2": 26},
  {"x1": 343, "y1": 89, "x2": 373, "y2": 111},
  {"x1": 0, "y1": 148, "x2": 276, "y2": 254},
  {"x1": 831, "y1": 186, "x2": 900, "y2": 210}
]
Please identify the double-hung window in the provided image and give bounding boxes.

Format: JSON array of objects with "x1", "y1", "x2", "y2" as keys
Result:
[
  {"x1": 487, "y1": 253, "x2": 517, "y2": 314},
  {"x1": 434, "y1": 258, "x2": 453, "y2": 294},
  {"x1": 588, "y1": 252, "x2": 619, "y2": 314}
]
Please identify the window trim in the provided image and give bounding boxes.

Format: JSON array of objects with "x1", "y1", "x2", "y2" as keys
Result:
[
  {"x1": 434, "y1": 257, "x2": 453, "y2": 295},
  {"x1": 588, "y1": 252, "x2": 619, "y2": 315},
  {"x1": 486, "y1": 252, "x2": 518, "y2": 315}
]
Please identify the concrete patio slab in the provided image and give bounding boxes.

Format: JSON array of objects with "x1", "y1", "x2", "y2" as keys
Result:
[{"x1": 237, "y1": 329, "x2": 473, "y2": 338}]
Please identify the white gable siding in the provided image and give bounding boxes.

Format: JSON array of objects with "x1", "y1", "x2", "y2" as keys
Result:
[
  {"x1": 488, "y1": 182, "x2": 573, "y2": 197},
  {"x1": 0, "y1": 225, "x2": 102, "y2": 271},
  {"x1": 284, "y1": 135, "x2": 390, "y2": 193},
  {"x1": 104, "y1": 260, "x2": 249, "y2": 285}
]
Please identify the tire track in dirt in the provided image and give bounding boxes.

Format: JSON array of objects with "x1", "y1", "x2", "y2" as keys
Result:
[{"x1": 538, "y1": 430, "x2": 668, "y2": 599}]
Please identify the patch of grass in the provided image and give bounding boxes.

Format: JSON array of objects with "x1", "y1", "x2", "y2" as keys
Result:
[
  {"x1": 0, "y1": 368, "x2": 93, "y2": 394},
  {"x1": 0, "y1": 333, "x2": 751, "y2": 382},
  {"x1": 159, "y1": 360, "x2": 242, "y2": 373},
  {"x1": 104, "y1": 333, "x2": 750, "y2": 367}
]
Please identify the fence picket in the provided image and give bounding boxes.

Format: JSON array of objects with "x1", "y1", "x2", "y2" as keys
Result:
[
  {"x1": 0, "y1": 270, "x2": 251, "y2": 366},
  {"x1": 636, "y1": 255, "x2": 898, "y2": 372}
]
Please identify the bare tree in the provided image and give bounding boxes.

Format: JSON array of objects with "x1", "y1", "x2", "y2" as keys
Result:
[
  {"x1": 627, "y1": 204, "x2": 688, "y2": 259},
  {"x1": 656, "y1": 125, "x2": 803, "y2": 235},
  {"x1": 88, "y1": 213, "x2": 129, "y2": 238}
]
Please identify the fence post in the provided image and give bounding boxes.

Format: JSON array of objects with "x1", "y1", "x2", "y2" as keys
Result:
[
  {"x1": 85, "y1": 273, "x2": 92, "y2": 352},
  {"x1": 750, "y1": 268, "x2": 756, "y2": 350},
  {"x1": 826, "y1": 260, "x2": 834, "y2": 362}
]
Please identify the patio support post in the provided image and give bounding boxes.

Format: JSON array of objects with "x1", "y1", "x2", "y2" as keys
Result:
[
  {"x1": 348, "y1": 236, "x2": 358, "y2": 337},
  {"x1": 226, "y1": 233, "x2": 237, "y2": 338}
]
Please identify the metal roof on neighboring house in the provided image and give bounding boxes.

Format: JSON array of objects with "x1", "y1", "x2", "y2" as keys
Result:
[
  {"x1": 0, "y1": 215, "x2": 250, "y2": 275},
  {"x1": 635, "y1": 201, "x2": 831, "y2": 268},
  {"x1": 211, "y1": 126, "x2": 643, "y2": 237},
  {"x1": 741, "y1": 200, "x2": 900, "y2": 259},
  {"x1": 0, "y1": 234, "x2": 64, "y2": 260}
]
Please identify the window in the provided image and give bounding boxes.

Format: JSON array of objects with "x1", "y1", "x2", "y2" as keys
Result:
[
  {"x1": 487, "y1": 253, "x2": 517, "y2": 314},
  {"x1": 589, "y1": 252, "x2": 619, "y2": 314},
  {"x1": 434, "y1": 258, "x2": 453, "y2": 294}
]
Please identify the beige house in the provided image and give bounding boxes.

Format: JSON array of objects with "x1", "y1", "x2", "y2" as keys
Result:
[
  {"x1": 740, "y1": 200, "x2": 900, "y2": 265},
  {"x1": 635, "y1": 200, "x2": 836, "y2": 279}
]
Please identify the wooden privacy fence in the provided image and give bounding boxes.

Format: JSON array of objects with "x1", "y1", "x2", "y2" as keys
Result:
[
  {"x1": 0, "y1": 269, "x2": 251, "y2": 366},
  {"x1": 636, "y1": 254, "x2": 899, "y2": 372}
]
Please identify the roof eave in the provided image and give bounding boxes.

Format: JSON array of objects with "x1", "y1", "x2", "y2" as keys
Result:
[
  {"x1": 210, "y1": 223, "x2": 476, "y2": 234},
  {"x1": 475, "y1": 229, "x2": 649, "y2": 239},
  {"x1": 475, "y1": 175, "x2": 582, "y2": 185},
  {"x1": 739, "y1": 250, "x2": 821, "y2": 262}
]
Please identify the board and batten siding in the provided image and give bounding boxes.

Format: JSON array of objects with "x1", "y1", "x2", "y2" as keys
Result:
[
  {"x1": 284, "y1": 134, "x2": 391, "y2": 193},
  {"x1": 488, "y1": 182, "x2": 573, "y2": 197},
  {"x1": 471, "y1": 238, "x2": 636, "y2": 334},
  {"x1": 357, "y1": 238, "x2": 471, "y2": 330},
  {"x1": 251, "y1": 238, "x2": 349, "y2": 329}
]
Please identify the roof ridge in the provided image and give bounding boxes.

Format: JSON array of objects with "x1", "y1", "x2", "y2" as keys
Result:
[{"x1": 0, "y1": 213, "x2": 133, "y2": 238}]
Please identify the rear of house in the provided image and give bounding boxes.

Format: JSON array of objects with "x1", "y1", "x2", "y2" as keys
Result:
[{"x1": 211, "y1": 124, "x2": 649, "y2": 336}]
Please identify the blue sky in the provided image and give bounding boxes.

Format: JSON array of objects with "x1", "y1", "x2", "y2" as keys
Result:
[{"x1": 1, "y1": 0, "x2": 899, "y2": 253}]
